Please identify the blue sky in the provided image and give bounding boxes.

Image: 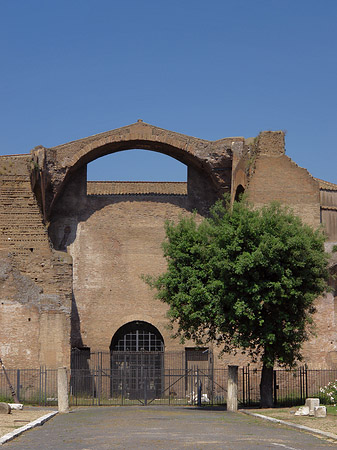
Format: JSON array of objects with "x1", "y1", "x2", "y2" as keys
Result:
[{"x1": 0, "y1": 0, "x2": 336, "y2": 182}]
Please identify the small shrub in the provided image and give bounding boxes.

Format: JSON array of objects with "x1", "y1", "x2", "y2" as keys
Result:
[{"x1": 320, "y1": 380, "x2": 337, "y2": 405}]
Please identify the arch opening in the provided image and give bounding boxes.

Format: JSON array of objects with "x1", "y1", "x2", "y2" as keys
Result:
[
  {"x1": 86, "y1": 148, "x2": 188, "y2": 197},
  {"x1": 87, "y1": 149, "x2": 187, "y2": 182},
  {"x1": 110, "y1": 320, "x2": 164, "y2": 352},
  {"x1": 110, "y1": 321, "x2": 164, "y2": 400},
  {"x1": 235, "y1": 184, "x2": 245, "y2": 202},
  {"x1": 51, "y1": 137, "x2": 218, "y2": 216}
]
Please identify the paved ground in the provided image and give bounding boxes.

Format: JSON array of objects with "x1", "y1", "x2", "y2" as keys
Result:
[{"x1": 3, "y1": 406, "x2": 337, "y2": 449}]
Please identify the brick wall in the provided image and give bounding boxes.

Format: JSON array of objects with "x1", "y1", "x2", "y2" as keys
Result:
[
  {"x1": 0, "y1": 127, "x2": 336, "y2": 370},
  {"x1": 50, "y1": 179, "x2": 196, "y2": 354},
  {"x1": 0, "y1": 156, "x2": 71, "y2": 369},
  {"x1": 247, "y1": 154, "x2": 320, "y2": 227}
]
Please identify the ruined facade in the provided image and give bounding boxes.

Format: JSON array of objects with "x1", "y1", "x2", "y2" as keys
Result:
[{"x1": 0, "y1": 121, "x2": 336, "y2": 370}]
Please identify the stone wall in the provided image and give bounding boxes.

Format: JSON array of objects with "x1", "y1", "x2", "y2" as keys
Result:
[
  {"x1": 0, "y1": 156, "x2": 72, "y2": 369},
  {"x1": 48, "y1": 167, "x2": 202, "y2": 354},
  {"x1": 34, "y1": 121, "x2": 235, "y2": 218},
  {"x1": 0, "y1": 125, "x2": 336, "y2": 371},
  {"x1": 232, "y1": 131, "x2": 321, "y2": 228},
  {"x1": 230, "y1": 132, "x2": 337, "y2": 368},
  {"x1": 317, "y1": 179, "x2": 337, "y2": 243}
]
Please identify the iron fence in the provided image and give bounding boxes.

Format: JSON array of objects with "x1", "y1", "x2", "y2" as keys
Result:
[
  {"x1": 69, "y1": 367, "x2": 227, "y2": 406},
  {"x1": 71, "y1": 350, "x2": 212, "y2": 372},
  {"x1": 1, "y1": 358, "x2": 336, "y2": 408},
  {"x1": 69, "y1": 349, "x2": 223, "y2": 406},
  {"x1": 0, "y1": 367, "x2": 58, "y2": 406},
  {"x1": 239, "y1": 366, "x2": 337, "y2": 406}
]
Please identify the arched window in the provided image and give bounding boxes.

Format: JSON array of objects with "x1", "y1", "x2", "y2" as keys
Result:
[{"x1": 110, "y1": 321, "x2": 164, "y2": 352}]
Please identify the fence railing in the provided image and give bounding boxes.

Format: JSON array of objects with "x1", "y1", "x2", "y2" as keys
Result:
[
  {"x1": 69, "y1": 367, "x2": 228, "y2": 407},
  {"x1": 0, "y1": 367, "x2": 58, "y2": 406},
  {"x1": 239, "y1": 366, "x2": 337, "y2": 406},
  {"x1": 0, "y1": 365, "x2": 336, "y2": 407}
]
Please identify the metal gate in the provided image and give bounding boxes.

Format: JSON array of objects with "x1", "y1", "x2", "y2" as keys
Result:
[
  {"x1": 69, "y1": 350, "x2": 228, "y2": 406},
  {"x1": 110, "y1": 351, "x2": 164, "y2": 402}
]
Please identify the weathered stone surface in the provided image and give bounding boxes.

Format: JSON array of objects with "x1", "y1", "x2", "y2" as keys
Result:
[
  {"x1": 227, "y1": 366, "x2": 238, "y2": 412},
  {"x1": 8, "y1": 403, "x2": 23, "y2": 410},
  {"x1": 0, "y1": 123, "x2": 336, "y2": 371},
  {"x1": 314, "y1": 406, "x2": 327, "y2": 417},
  {"x1": 31, "y1": 121, "x2": 235, "y2": 219},
  {"x1": 0, "y1": 403, "x2": 11, "y2": 414},
  {"x1": 295, "y1": 406, "x2": 310, "y2": 416},
  {"x1": 305, "y1": 398, "x2": 320, "y2": 416},
  {"x1": 58, "y1": 367, "x2": 69, "y2": 413}
]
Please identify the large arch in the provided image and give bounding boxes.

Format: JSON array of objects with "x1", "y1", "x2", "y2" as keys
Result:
[
  {"x1": 30, "y1": 122, "x2": 242, "y2": 377},
  {"x1": 31, "y1": 121, "x2": 240, "y2": 219}
]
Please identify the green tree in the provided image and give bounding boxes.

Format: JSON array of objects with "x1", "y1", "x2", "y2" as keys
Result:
[{"x1": 146, "y1": 198, "x2": 329, "y2": 407}]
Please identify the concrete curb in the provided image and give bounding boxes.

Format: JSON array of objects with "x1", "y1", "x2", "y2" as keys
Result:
[
  {"x1": 0, "y1": 411, "x2": 58, "y2": 445},
  {"x1": 240, "y1": 409, "x2": 337, "y2": 442}
]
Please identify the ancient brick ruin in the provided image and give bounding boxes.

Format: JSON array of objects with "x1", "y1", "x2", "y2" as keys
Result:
[{"x1": 0, "y1": 121, "x2": 336, "y2": 370}]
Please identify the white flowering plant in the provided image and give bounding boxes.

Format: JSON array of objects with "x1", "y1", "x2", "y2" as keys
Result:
[{"x1": 320, "y1": 380, "x2": 337, "y2": 405}]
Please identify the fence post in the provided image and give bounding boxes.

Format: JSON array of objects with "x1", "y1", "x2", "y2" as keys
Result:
[
  {"x1": 305, "y1": 366, "x2": 308, "y2": 399},
  {"x1": 44, "y1": 368, "x2": 47, "y2": 406},
  {"x1": 58, "y1": 367, "x2": 69, "y2": 413},
  {"x1": 39, "y1": 367, "x2": 42, "y2": 406},
  {"x1": 168, "y1": 369, "x2": 170, "y2": 406},
  {"x1": 144, "y1": 369, "x2": 147, "y2": 406},
  {"x1": 273, "y1": 370, "x2": 277, "y2": 406},
  {"x1": 242, "y1": 367, "x2": 245, "y2": 406},
  {"x1": 209, "y1": 351, "x2": 214, "y2": 405},
  {"x1": 197, "y1": 367, "x2": 202, "y2": 407},
  {"x1": 247, "y1": 366, "x2": 251, "y2": 406},
  {"x1": 97, "y1": 353, "x2": 101, "y2": 406},
  {"x1": 91, "y1": 371, "x2": 94, "y2": 406},
  {"x1": 227, "y1": 365, "x2": 238, "y2": 412},
  {"x1": 122, "y1": 364, "x2": 125, "y2": 406},
  {"x1": 16, "y1": 369, "x2": 20, "y2": 403}
]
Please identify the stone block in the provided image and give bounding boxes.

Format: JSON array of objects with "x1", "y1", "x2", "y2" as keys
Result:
[
  {"x1": 314, "y1": 406, "x2": 327, "y2": 417},
  {"x1": 227, "y1": 365, "x2": 238, "y2": 412},
  {"x1": 294, "y1": 406, "x2": 309, "y2": 416},
  {"x1": 305, "y1": 398, "x2": 320, "y2": 416},
  {"x1": 58, "y1": 366, "x2": 69, "y2": 413},
  {"x1": 0, "y1": 402, "x2": 11, "y2": 414},
  {"x1": 9, "y1": 403, "x2": 23, "y2": 410}
]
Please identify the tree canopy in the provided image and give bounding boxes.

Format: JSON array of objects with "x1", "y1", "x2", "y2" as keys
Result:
[{"x1": 146, "y1": 197, "x2": 329, "y2": 406}]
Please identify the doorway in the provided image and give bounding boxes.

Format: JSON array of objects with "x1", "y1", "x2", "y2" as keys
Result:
[{"x1": 110, "y1": 321, "x2": 164, "y2": 401}]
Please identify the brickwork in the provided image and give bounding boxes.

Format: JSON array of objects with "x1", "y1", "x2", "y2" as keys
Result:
[
  {"x1": 69, "y1": 197, "x2": 190, "y2": 352},
  {"x1": 231, "y1": 131, "x2": 321, "y2": 228},
  {"x1": 0, "y1": 123, "x2": 336, "y2": 371},
  {"x1": 301, "y1": 292, "x2": 337, "y2": 368},
  {"x1": 0, "y1": 157, "x2": 71, "y2": 369},
  {"x1": 87, "y1": 181, "x2": 187, "y2": 196},
  {"x1": 317, "y1": 179, "x2": 337, "y2": 242},
  {"x1": 247, "y1": 155, "x2": 321, "y2": 227},
  {"x1": 48, "y1": 169, "x2": 200, "y2": 354},
  {"x1": 32, "y1": 121, "x2": 238, "y2": 218}
]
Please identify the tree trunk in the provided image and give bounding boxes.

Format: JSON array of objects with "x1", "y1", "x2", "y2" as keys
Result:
[{"x1": 260, "y1": 363, "x2": 273, "y2": 408}]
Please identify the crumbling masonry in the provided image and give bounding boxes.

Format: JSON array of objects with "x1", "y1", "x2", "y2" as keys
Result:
[{"x1": 0, "y1": 121, "x2": 336, "y2": 369}]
